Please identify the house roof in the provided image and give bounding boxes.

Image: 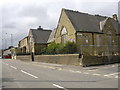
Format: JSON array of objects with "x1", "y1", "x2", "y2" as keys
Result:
[
  {"x1": 19, "y1": 36, "x2": 28, "y2": 43},
  {"x1": 64, "y1": 9, "x2": 120, "y2": 34},
  {"x1": 30, "y1": 28, "x2": 52, "y2": 44},
  {"x1": 110, "y1": 19, "x2": 120, "y2": 34},
  {"x1": 47, "y1": 29, "x2": 56, "y2": 43}
]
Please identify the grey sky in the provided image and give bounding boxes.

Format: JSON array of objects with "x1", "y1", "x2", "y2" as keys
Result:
[{"x1": 0, "y1": 0, "x2": 120, "y2": 49}]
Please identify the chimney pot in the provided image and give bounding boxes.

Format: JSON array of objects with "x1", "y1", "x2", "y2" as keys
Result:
[{"x1": 37, "y1": 26, "x2": 43, "y2": 30}]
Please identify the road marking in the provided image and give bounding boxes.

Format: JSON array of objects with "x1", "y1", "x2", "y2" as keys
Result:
[
  {"x1": 104, "y1": 72, "x2": 120, "y2": 77},
  {"x1": 93, "y1": 73, "x2": 101, "y2": 76},
  {"x1": 10, "y1": 66, "x2": 17, "y2": 69},
  {"x1": 21, "y1": 70, "x2": 38, "y2": 78},
  {"x1": 58, "y1": 68, "x2": 62, "y2": 70},
  {"x1": 112, "y1": 65, "x2": 115, "y2": 67},
  {"x1": 76, "y1": 71, "x2": 82, "y2": 73},
  {"x1": 114, "y1": 76, "x2": 118, "y2": 78},
  {"x1": 53, "y1": 84, "x2": 67, "y2": 90}
]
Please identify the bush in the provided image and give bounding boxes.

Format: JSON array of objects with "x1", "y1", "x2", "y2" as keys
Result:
[
  {"x1": 39, "y1": 41, "x2": 77, "y2": 55},
  {"x1": 46, "y1": 42, "x2": 58, "y2": 54},
  {"x1": 62, "y1": 41, "x2": 77, "y2": 54},
  {"x1": 45, "y1": 42, "x2": 63, "y2": 54}
]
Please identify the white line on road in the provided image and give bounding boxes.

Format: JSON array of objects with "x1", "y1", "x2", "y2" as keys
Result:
[
  {"x1": 114, "y1": 76, "x2": 118, "y2": 78},
  {"x1": 93, "y1": 73, "x2": 101, "y2": 76},
  {"x1": 21, "y1": 70, "x2": 38, "y2": 78},
  {"x1": 53, "y1": 84, "x2": 67, "y2": 90},
  {"x1": 58, "y1": 68, "x2": 62, "y2": 70},
  {"x1": 76, "y1": 71, "x2": 82, "y2": 73},
  {"x1": 112, "y1": 65, "x2": 115, "y2": 67},
  {"x1": 104, "y1": 72, "x2": 120, "y2": 77},
  {"x1": 10, "y1": 66, "x2": 17, "y2": 69}
]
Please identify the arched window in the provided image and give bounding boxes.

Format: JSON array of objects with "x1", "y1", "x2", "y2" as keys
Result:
[{"x1": 61, "y1": 27, "x2": 67, "y2": 44}]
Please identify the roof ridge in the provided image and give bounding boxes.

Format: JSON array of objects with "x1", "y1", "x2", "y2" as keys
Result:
[{"x1": 64, "y1": 8, "x2": 108, "y2": 18}]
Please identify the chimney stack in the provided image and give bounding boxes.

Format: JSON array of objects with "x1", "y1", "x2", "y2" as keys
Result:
[
  {"x1": 37, "y1": 26, "x2": 43, "y2": 30},
  {"x1": 112, "y1": 14, "x2": 118, "y2": 21}
]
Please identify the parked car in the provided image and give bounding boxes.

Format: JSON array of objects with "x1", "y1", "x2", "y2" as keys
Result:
[{"x1": 3, "y1": 54, "x2": 11, "y2": 59}]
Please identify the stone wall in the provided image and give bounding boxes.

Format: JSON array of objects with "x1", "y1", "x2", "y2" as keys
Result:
[
  {"x1": 82, "y1": 55, "x2": 120, "y2": 66},
  {"x1": 35, "y1": 54, "x2": 80, "y2": 66},
  {"x1": 16, "y1": 54, "x2": 120, "y2": 66},
  {"x1": 16, "y1": 55, "x2": 31, "y2": 62}
]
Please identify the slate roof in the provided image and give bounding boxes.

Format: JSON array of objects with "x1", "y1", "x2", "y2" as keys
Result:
[
  {"x1": 110, "y1": 19, "x2": 120, "y2": 34},
  {"x1": 30, "y1": 28, "x2": 52, "y2": 44},
  {"x1": 64, "y1": 9, "x2": 120, "y2": 34},
  {"x1": 47, "y1": 29, "x2": 56, "y2": 43}
]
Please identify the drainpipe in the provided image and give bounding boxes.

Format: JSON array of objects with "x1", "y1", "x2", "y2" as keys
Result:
[{"x1": 92, "y1": 33, "x2": 95, "y2": 55}]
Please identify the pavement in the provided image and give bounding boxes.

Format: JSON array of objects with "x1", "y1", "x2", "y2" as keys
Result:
[{"x1": 1, "y1": 59, "x2": 120, "y2": 89}]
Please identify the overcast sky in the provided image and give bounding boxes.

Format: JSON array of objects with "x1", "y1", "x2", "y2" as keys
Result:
[{"x1": 0, "y1": 0, "x2": 120, "y2": 49}]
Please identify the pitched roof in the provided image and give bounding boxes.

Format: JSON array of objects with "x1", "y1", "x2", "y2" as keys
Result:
[
  {"x1": 19, "y1": 36, "x2": 28, "y2": 42},
  {"x1": 110, "y1": 19, "x2": 120, "y2": 34},
  {"x1": 64, "y1": 9, "x2": 120, "y2": 34},
  {"x1": 30, "y1": 28, "x2": 52, "y2": 44},
  {"x1": 47, "y1": 29, "x2": 56, "y2": 43}
]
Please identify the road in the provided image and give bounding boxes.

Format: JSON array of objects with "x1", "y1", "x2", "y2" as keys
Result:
[{"x1": 1, "y1": 59, "x2": 120, "y2": 89}]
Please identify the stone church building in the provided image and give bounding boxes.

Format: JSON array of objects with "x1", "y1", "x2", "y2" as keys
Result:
[{"x1": 55, "y1": 8, "x2": 120, "y2": 56}]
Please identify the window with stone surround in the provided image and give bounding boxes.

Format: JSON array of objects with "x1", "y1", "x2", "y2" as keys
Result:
[{"x1": 61, "y1": 27, "x2": 68, "y2": 44}]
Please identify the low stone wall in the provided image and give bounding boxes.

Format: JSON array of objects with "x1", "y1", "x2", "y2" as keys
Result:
[
  {"x1": 35, "y1": 54, "x2": 80, "y2": 66},
  {"x1": 16, "y1": 55, "x2": 31, "y2": 62},
  {"x1": 16, "y1": 54, "x2": 120, "y2": 66},
  {"x1": 82, "y1": 55, "x2": 120, "y2": 66}
]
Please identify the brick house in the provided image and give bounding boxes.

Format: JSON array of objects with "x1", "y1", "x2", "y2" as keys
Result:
[{"x1": 55, "y1": 8, "x2": 120, "y2": 56}]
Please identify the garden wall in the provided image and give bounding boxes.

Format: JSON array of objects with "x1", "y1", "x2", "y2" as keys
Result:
[
  {"x1": 16, "y1": 54, "x2": 120, "y2": 66},
  {"x1": 16, "y1": 55, "x2": 31, "y2": 62},
  {"x1": 35, "y1": 54, "x2": 80, "y2": 66}
]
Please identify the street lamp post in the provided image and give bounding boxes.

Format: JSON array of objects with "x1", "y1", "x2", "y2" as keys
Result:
[{"x1": 11, "y1": 34, "x2": 13, "y2": 46}]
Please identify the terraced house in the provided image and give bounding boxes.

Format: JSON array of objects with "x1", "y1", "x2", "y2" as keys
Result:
[
  {"x1": 18, "y1": 36, "x2": 29, "y2": 53},
  {"x1": 55, "y1": 8, "x2": 120, "y2": 56},
  {"x1": 18, "y1": 26, "x2": 52, "y2": 55},
  {"x1": 28, "y1": 26, "x2": 52, "y2": 54}
]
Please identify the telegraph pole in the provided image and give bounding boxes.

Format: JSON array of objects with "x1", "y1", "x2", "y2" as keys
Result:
[{"x1": 11, "y1": 34, "x2": 13, "y2": 46}]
